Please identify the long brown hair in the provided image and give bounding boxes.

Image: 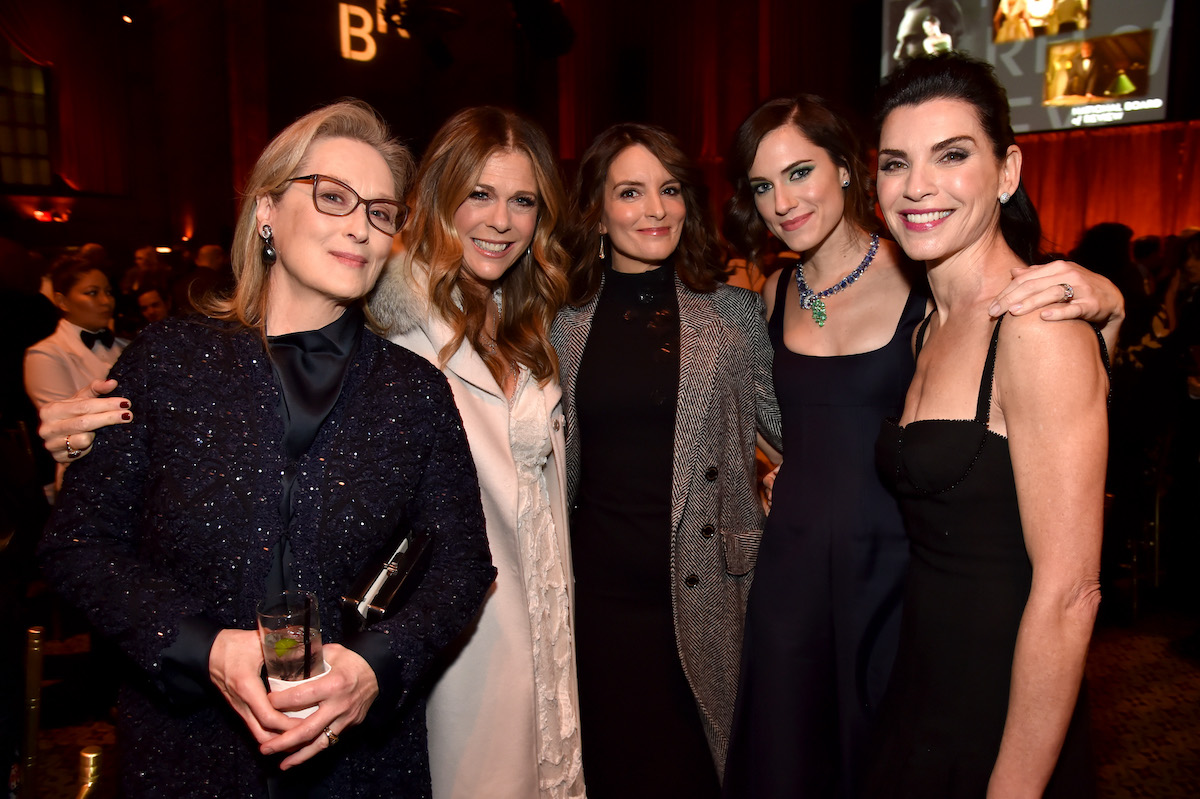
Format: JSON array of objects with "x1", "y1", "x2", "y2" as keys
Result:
[
  {"x1": 204, "y1": 99, "x2": 414, "y2": 334},
  {"x1": 398, "y1": 106, "x2": 569, "y2": 385},
  {"x1": 724, "y1": 95, "x2": 879, "y2": 264},
  {"x1": 567, "y1": 123, "x2": 727, "y2": 306}
]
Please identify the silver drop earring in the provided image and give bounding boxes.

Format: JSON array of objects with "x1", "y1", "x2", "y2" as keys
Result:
[{"x1": 260, "y1": 225, "x2": 277, "y2": 265}]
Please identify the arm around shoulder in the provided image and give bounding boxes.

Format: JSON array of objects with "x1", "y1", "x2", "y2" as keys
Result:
[
  {"x1": 992, "y1": 260, "x2": 1125, "y2": 352},
  {"x1": 37, "y1": 328, "x2": 217, "y2": 677}
]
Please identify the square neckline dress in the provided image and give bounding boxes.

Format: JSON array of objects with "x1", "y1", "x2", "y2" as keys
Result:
[
  {"x1": 724, "y1": 265, "x2": 926, "y2": 798},
  {"x1": 867, "y1": 314, "x2": 1097, "y2": 798}
]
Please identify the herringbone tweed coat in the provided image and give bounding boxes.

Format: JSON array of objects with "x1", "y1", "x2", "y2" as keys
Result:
[{"x1": 551, "y1": 270, "x2": 782, "y2": 775}]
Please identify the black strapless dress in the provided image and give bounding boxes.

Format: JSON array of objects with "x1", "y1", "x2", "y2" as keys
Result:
[{"x1": 866, "y1": 315, "x2": 1096, "y2": 798}]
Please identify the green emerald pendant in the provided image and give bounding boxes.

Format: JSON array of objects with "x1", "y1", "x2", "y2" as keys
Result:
[{"x1": 810, "y1": 297, "x2": 827, "y2": 327}]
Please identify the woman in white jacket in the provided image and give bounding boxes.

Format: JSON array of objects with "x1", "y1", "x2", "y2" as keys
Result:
[
  {"x1": 25, "y1": 256, "x2": 126, "y2": 413},
  {"x1": 25, "y1": 255, "x2": 128, "y2": 492},
  {"x1": 369, "y1": 106, "x2": 583, "y2": 799},
  {"x1": 32, "y1": 107, "x2": 583, "y2": 798}
]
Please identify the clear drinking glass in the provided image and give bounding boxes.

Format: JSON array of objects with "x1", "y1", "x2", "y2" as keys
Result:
[{"x1": 256, "y1": 590, "x2": 326, "y2": 682}]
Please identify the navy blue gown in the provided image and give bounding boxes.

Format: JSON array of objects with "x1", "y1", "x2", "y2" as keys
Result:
[{"x1": 724, "y1": 266, "x2": 925, "y2": 798}]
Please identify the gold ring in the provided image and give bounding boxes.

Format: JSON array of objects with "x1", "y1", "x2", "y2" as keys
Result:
[
  {"x1": 323, "y1": 726, "x2": 339, "y2": 747},
  {"x1": 65, "y1": 436, "x2": 83, "y2": 460},
  {"x1": 1060, "y1": 283, "x2": 1074, "y2": 303}
]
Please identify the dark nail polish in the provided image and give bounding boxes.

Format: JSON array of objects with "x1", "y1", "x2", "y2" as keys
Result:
[
  {"x1": 120, "y1": 401, "x2": 130, "y2": 409},
  {"x1": 122, "y1": 412, "x2": 131, "y2": 421}
]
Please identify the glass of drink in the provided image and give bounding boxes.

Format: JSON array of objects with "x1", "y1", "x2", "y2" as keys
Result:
[{"x1": 256, "y1": 590, "x2": 329, "y2": 717}]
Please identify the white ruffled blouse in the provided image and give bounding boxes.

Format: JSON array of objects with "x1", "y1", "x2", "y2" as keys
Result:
[{"x1": 509, "y1": 370, "x2": 584, "y2": 797}]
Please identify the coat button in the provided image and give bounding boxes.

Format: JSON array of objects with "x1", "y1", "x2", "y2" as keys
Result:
[
  {"x1": 701, "y1": 524, "x2": 715, "y2": 539},
  {"x1": 685, "y1": 574, "x2": 700, "y2": 587},
  {"x1": 552, "y1": 419, "x2": 561, "y2": 431},
  {"x1": 705, "y1": 466, "x2": 718, "y2": 481}
]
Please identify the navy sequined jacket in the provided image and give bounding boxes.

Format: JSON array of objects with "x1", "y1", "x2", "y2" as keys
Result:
[{"x1": 40, "y1": 316, "x2": 495, "y2": 798}]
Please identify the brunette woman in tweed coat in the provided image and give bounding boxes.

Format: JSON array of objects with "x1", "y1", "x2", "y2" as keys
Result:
[{"x1": 551, "y1": 123, "x2": 781, "y2": 797}]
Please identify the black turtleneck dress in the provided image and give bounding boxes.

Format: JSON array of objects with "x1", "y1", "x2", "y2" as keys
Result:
[{"x1": 571, "y1": 266, "x2": 721, "y2": 798}]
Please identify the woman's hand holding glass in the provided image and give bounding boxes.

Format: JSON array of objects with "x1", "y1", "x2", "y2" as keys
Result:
[
  {"x1": 260, "y1": 644, "x2": 379, "y2": 768},
  {"x1": 208, "y1": 630, "x2": 379, "y2": 769},
  {"x1": 208, "y1": 628, "x2": 298, "y2": 745}
]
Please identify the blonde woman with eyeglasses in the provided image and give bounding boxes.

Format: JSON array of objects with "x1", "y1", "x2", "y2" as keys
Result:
[{"x1": 38, "y1": 100, "x2": 495, "y2": 798}]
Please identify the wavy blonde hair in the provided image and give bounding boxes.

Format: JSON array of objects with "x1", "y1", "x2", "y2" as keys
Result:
[
  {"x1": 399, "y1": 106, "x2": 569, "y2": 385},
  {"x1": 202, "y1": 99, "x2": 415, "y2": 334}
]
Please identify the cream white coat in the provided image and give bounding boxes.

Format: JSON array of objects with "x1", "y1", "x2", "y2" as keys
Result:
[{"x1": 374, "y1": 262, "x2": 580, "y2": 799}]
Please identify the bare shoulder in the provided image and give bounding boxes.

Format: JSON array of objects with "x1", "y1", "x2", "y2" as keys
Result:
[
  {"x1": 989, "y1": 314, "x2": 1107, "y2": 447},
  {"x1": 999, "y1": 311, "x2": 1101, "y2": 356},
  {"x1": 995, "y1": 313, "x2": 1107, "y2": 397},
  {"x1": 763, "y1": 262, "x2": 794, "y2": 322}
]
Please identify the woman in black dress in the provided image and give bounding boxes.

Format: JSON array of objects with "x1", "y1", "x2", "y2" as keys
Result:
[
  {"x1": 721, "y1": 95, "x2": 923, "y2": 799},
  {"x1": 867, "y1": 52, "x2": 1106, "y2": 797},
  {"x1": 551, "y1": 124, "x2": 782, "y2": 797},
  {"x1": 721, "y1": 95, "x2": 1122, "y2": 799}
]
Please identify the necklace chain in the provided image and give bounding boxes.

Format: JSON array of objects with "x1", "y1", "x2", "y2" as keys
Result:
[
  {"x1": 795, "y1": 233, "x2": 880, "y2": 327},
  {"x1": 480, "y1": 289, "x2": 519, "y2": 384}
]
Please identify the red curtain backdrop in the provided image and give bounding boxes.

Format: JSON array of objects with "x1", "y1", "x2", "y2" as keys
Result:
[
  {"x1": 554, "y1": 1, "x2": 1200, "y2": 257},
  {"x1": 1018, "y1": 121, "x2": 1200, "y2": 254},
  {"x1": 0, "y1": 2, "x2": 128, "y2": 194}
]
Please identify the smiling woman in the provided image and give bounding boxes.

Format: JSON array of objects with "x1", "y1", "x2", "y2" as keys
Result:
[
  {"x1": 37, "y1": 99, "x2": 495, "y2": 799},
  {"x1": 876, "y1": 113, "x2": 1024, "y2": 267},
  {"x1": 865, "y1": 53, "x2": 1106, "y2": 798},
  {"x1": 452, "y1": 149, "x2": 541, "y2": 287},
  {"x1": 552, "y1": 123, "x2": 783, "y2": 797},
  {"x1": 720, "y1": 95, "x2": 919, "y2": 799},
  {"x1": 598, "y1": 143, "x2": 687, "y2": 272},
  {"x1": 254, "y1": 136, "x2": 401, "y2": 333},
  {"x1": 369, "y1": 106, "x2": 584, "y2": 798}
]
